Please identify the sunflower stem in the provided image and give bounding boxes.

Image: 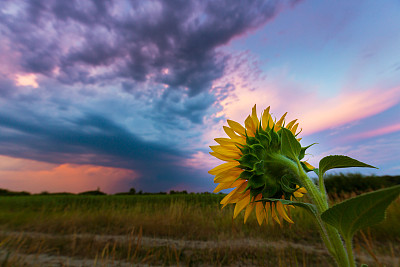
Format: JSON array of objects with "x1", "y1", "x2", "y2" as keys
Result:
[
  {"x1": 296, "y1": 160, "x2": 349, "y2": 267},
  {"x1": 345, "y1": 236, "x2": 356, "y2": 267},
  {"x1": 318, "y1": 171, "x2": 328, "y2": 205}
]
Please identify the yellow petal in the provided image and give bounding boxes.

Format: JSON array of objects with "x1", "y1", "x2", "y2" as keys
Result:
[
  {"x1": 286, "y1": 119, "x2": 297, "y2": 130},
  {"x1": 293, "y1": 185, "x2": 306, "y2": 198},
  {"x1": 213, "y1": 179, "x2": 244, "y2": 193},
  {"x1": 245, "y1": 115, "x2": 256, "y2": 137},
  {"x1": 255, "y1": 194, "x2": 265, "y2": 225},
  {"x1": 233, "y1": 192, "x2": 250, "y2": 218},
  {"x1": 214, "y1": 138, "x2": 235, "y2": 146},
  {"x1": 244, "y1": 197, "x2": 256, "y2": 223},
  {"x1": 209, "y1": 161, "x2": 239, "y2": 175},
  {"x1": 298, "y1": 187, "x2": 307, "y2": 194},
  {"x1": 276, "y1": 112, "x2": 287, "y2": 129},
  {"x1": 291, "y1": 123, "x2": 299, "y2": 135},
  {"x1": 221, "y1": 181, "x2": 248, "y2": 208},
  {"x1": 293, "y1": 191, "x2": 303, "y2": 198},
  {"x1": 251, "y1": 104, "x2": 260, "y2": 129},
  {"x1": 214, "y1": 168, "x2": 242, "y2": 183},
  {"x1": 271, "y1": 203, "x2": 281, "y2": 224},
  {"x1": 220, "y1": 189, "x2": 237, "y2": 205},
  {"x1": 227, "y1": 120, "x2": 246, "y2": 136},
  {"x1": 261, "y1": 107, "x2": 272, "y2": 130},
  {"x1": 222, "y1": 126, "x2": 240, "y2": 141},
  {"x1": 209, "y1": 146, "x2": 240, "y2": 158},
  {"x1": 264, "y1": 202, "x2": 270, "y2": 223},
  {"x1": 209, "y1": 152, "x2": 236, "y2": 162},
  {"x1": 303, "y1": 161, "x2": 314, "y2": 170},
  {"x1": 276, "y1": 201, "x2": 294, "y2": 223}
]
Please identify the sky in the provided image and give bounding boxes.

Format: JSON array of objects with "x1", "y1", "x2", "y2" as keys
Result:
[{"x1": 0, "y1": 0, "x2": 399, "y2": 194}]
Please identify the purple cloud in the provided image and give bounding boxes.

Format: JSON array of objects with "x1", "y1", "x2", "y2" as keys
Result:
[{"x1": 1, "y1": 0, "x2": 282, "y2": 95}]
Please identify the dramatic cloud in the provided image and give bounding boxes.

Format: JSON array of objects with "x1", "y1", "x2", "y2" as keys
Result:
[
  {"x1": 0, "y1": 0, "x2": 299, "y2": 192},
  {"x1": 0, "y1": 0, "x2": 281, "y2": 95},
  {"x1": 0, "y1": 109, "x2": 209, "y2": 192}
]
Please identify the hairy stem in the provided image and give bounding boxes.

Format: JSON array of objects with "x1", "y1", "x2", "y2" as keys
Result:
[
  {"x1": 345, "y1": 236, "x2": 356, "y2": 267},
  {"x1": 296, "y1": 160, "x2": 349, "y2": 267},
  {"x1": 318, "y1": 171, "x2": 328, "y2": 205}
]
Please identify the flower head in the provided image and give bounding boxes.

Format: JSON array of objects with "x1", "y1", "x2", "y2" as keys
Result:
[{"x1": 209, "y1": 105, "x2": 312, "y2": 225}]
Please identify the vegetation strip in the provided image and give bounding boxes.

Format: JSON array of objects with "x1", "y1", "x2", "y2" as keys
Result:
[{"x1": 0, "y1": 230, "x2": 327, "y2": 252}]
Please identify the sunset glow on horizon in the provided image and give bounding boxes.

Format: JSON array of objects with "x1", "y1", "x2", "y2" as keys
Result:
[{"x1": 0, "y1": 0, "x2": 399, "y2": 193}]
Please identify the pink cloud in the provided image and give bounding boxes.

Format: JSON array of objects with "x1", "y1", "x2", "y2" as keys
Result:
[
  {"x1": 0, "y1": 155, "x2": 137, "y2": 193},
  {"x1": 210, "y1": 52, "x2": 400, "y2": 139},
  {"x1": 15, "y1": 73, "x2": 39, "y2": 88},
  {"x1": 298, "y1": 86, "x2": 400, "y2": 135},
  {"x1": 346, "y1": 122, "x2": 400, "y2": 141},
  {"x1": 182, "y1": 151, "x2": 220, "y2": 170}
]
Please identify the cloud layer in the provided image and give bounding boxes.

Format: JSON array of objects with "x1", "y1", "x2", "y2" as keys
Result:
[
  {"x1": 0, "y1": 0, "x2": 299, "y2": 192},
  {"x1": 1, "y1": 0, "x2": 280, "y2": 95}
]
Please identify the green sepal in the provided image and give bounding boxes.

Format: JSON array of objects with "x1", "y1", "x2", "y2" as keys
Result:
[
  {"x1": 248, "y1": 174, "x2": 266, "y2": 189},
  {"x1": 280, "y1": 128, "x2": 301, "y2": 161},
  {"x1": 269, "y1": 127, "x2": 280, "y2": 150},
  {"x1": 299, "y1": 143, "x2": 317, "y2": 160},
  {"x1": 262, "y1": 178, "x2": 279, "y2": 197},
  {"x1": 251, "y1": 144, "x2": 266, "y2": 160},
  {"x1": 246, "y1": 135, "x2": 258, "y2": 146},
  {"x1": 239, "y1": 171, "x2": 253, "y2": 180},
  {"x1": 279, "y1": 174, "x2": 296, "y2": 193},
  {"x1": 321, "y1": 185, "x2": 400, "y2": 241},
  {"x1": 253, "y1": 160, "x2": 265, "y2": 175},
  {"x1": 257, "y1": 133, "x2": 271, "y2": 148},
  {"x1": 238, "y1": 154, "x2": 258, "y2": 169},
  {"x1": 239, "y1": 145, "x2": 251, "y2": 155},
  {"x1": 319, "y1": 155, "x2": 377, "y2": 178},
  {"x1": 249, "y1": 187, "x2": 263, "y2": 200}
]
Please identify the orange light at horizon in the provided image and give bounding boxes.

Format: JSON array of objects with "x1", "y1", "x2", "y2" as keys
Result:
[{"x1": 0, "y1": 155, "x2": 137, "y2": 194}]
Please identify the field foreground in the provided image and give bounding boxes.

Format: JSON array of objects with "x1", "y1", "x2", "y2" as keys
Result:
[{"x1": 0, "y1": 194, "x2": 399, "y2": 266}]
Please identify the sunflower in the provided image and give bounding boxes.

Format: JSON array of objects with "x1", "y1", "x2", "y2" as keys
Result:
[{"x1": 209, "y1": 105, "x2": 313, "y2": 225}]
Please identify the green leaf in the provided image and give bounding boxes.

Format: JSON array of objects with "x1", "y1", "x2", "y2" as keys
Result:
[
  {"x1": 280, "y1": 128, "x2": 301, "y2": 161},
  {"x1": 319, "y1": 155, "x2": 377, "y2": 178},
  {"x1": 321, "y1": 185, "x2": 400, "y2": 240},
  {"x1": 260, "y1": 198, "x2": 318, "y2": 217}
]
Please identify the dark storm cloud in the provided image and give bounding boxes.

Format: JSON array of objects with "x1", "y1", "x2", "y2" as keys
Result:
[
  {"x1": 0, "y1": 0, "x2": 301, "y2": 192},
  {"x1": 0, "y1": 77, "x2": 17, "y2": 98},
  {"x1": 0, "y1": 0, "x2": 280, "y2": 95},
  {"x1": 0, "y1": 111, "x2": 203, "y2": 192}
]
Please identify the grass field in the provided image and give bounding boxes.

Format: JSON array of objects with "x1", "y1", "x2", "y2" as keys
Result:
[{"x1": 0, "y1": 193, "x2": 399, "y2": 266}]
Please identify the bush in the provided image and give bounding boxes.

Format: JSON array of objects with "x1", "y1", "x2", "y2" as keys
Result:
[
  {"x1": 0, "y1": 188, "x2": 31, "y2": 196},
  {"x1": 324, "y1": 173, "x2": 400, "y2": 197}
]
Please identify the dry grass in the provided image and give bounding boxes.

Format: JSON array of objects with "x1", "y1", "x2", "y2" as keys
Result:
[{"x1": 0, "y1": 194, "x2": 399, "y2": 266}]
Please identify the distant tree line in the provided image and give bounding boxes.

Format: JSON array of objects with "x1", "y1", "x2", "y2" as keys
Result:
[
  {"x1": 322, "y1": 173, "x2": 400, "y2": 198},
  {"x1": 1, "y1": 173, "x2": 398, "y2": 196}
]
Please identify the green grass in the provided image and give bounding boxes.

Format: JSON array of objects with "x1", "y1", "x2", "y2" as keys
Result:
[{"x1": 0, "y1": 193, "x2": 399, "y2": 266}]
